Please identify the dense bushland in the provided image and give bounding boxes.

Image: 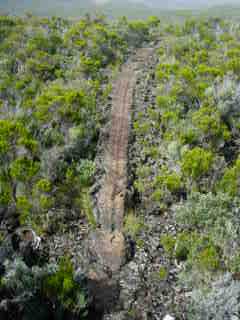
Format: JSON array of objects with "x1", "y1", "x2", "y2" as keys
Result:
[
  {"x1": 133, "y1": 17, "x2": 240, "y2": 318},
  {"x1": 2, "y1": 12, "x2": 240, "y2": 319},
  {"x1": 0, "y1": 13, "x2": 158, "y2": 318}
]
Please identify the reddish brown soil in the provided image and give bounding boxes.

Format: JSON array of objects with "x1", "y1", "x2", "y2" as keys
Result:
[
  {"x1": 93, "y1": 48, "x2": 154, "y2": 272},
  {"x1": 97, "y1": 48, "x2": 153, "y2": 233}
]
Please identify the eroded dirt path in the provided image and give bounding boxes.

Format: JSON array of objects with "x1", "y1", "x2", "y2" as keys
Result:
[
  {"x1": 97, "y1": 48, "x2": 154, "y2": 233},
  {"x1": 90, "y1": 48, "x2": 154, "y2": 273},
  {"x1": 97, "y1": 68, "x2": 134, "y2": 232}
]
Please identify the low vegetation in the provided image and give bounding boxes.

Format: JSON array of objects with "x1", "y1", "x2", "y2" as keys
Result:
[
  {"x1": 1, "y1": 9, "x2": 240, "y2": 319},
  {"x1": 0, "y1": 13, "x2": 158, "y2": 318},
  {"x1": 133, "y1": 17, "x2": 240, "y2": 318}
]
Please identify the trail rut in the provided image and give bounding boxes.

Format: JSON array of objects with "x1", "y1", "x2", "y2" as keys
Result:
[
  {"x1": 97, "y1": 48, "x2": 153, "y2": 232},
  {"x1": 90, "y1": 48, "x2": 154, "y2": 274}
]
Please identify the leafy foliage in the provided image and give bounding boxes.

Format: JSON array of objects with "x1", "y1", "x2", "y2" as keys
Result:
[
  {"x1": 1, "y1": 257, "x2": 88, "y2": 318},
  {"x1": 189, "y1": 273, "x2": 240, "y2": 320},
  {"x1": 0, "y1": 13, "x2": 156, "y2": 319},
  {"x1": 124, "y1": 210, "x2": 145, "y2": 240},
  {"x1": 43, "y1": 257, "x2": 87, "y2": 313},
  {"x1": 132, "y1": 17, "x2": 240, "y2": 317},
  {"x1": 0, "y1": 13, "x2": 153, "y2": 230},
  {"x1": 181, "y1": 147, "x2": 214, "y2": 180}
]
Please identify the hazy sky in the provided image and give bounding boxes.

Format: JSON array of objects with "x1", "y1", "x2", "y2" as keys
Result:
[
  {"x1": 93, "y1": 0, "x2": 240, "y2": 8},
  {"x1": 0, "y1": 0, "x2": 239, "y2": 12}
]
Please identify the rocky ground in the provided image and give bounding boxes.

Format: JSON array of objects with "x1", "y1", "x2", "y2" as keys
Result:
[{"x1": 101, "y1": 46, "x2": 188, "y2": 320}]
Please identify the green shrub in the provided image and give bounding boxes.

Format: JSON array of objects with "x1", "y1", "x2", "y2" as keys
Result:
[
  {"x1": 16, "y1": 196, "x2": 32, "y2": 225},
  {"x1": 156, "y1": 62, "x2": 179, "y2": 81},
  {"x1": 197, "y1": 64, "x2": 223, "y2": 78},
  {"x1": 160, "y1": 234, "x2": 176, "y2": 257},
  {"x1": 2, "y1": 257, "x2": 88, "y2": 318},
  {"x1": 158, "y1": 266, "x2": 168, "y2": 280},
  {"x1": 154, "y1": 169, "x2": 181, "y2": 192},
  {"x1": 176, "y1": 192, "x2": 240, "y2": 263},
  {"x1": 0, "y1": 181, "x2": 12, "y2": 206},
  {"x1": 196, "y1": 245, "x2": 221, "y2": 272},
  {"x1": 43, "y1": 257, "x2": 87, "y2": 313},
  {"x1": 80, "y1": 189, "x2": 96, "y2": 228},
  {"x1": 175, "y1": 232, "x2": 193, "y2": 262},
  {"x1": 219, "y1": 157, "x2": 240, "y2": 197},
  {"x1": 229, "y1": 254, "x2": 240, "y2": 273},
  {"x1": 151, "y1": 266, "x2": 168, "y2": 282},
  {"x1": 189, "y1": 273, "x2": 240, "y2": 320},
  {"x1": 151, "y1": 167, "x2": 182, "y2": 207},
  {"x1": 192, "y1": 106, "x2": 230, "y2": 142},
  {"x1": 35, "y1": 84, "x2": 96, "y2": 123},
  {"x1": 133, "y1": 121, "x2": 151, "y2": 135},
  {"x1": 0, "y1": 120, "x2": 26, "y2": 157},
  {"x1": 76, "y1": 160, "x2": 96, "y2": 187},
  {"x1": 152, "y1": 167, "x2": 181, "y2": 204},
  {"x1": 156, "y1": 95, "x2": 175, "y2": 109},
  {"x1": 177, "y1": 234, "x2": 222, "y2": 287},
  {"x1": 179, "y1": 66, "x2": 195, "y2": 83},
  {"x1": 225, "y1": 58, "x2": 240, "y2": 75},
  {"x1": 161, "y1": 110, "x2": 179, "y2": 126},
  {"x1": 124, "y1": 210, "x2": 144, "y2": 240},
  {"x1": 10, "y1": 157, "x2": 40, "y2": 182},
  {"x1": 39, "y1": 194, "x2": 54, "y2": 211},
  {"x1": 134, "y1": 179, "x2": 146, "y2": 194},
  {"x1": 176, "y1": 192, "x2": 235, "y2": 229},
  {"x1": 181, "y1": 147, "x2": 214, "y2": 180},
  {"x1": 36, "y1": 178, "x2": 52, "y2": 193},
  {"x1": 18, "y1": 137, "x2": 38, "y2": 153},
  {"x1": 180, "y1": 127, "x2": 198, "y2": 145}
]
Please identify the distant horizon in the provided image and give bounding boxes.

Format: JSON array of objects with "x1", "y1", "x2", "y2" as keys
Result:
[
  {"x1": 94, "y1": 0, "x2": 240, "y2": 9},
  {"x1": 1, "y1": 0, "x2": 240, "y2": 19}
]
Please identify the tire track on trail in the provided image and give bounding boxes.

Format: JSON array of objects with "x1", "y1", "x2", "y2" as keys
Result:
[
  {"x1": 89, "y1": 48, "x2": 154, "y2": 274},
  {"x1": 97, "y1": 49, "x2": 153, "y2": 232}
]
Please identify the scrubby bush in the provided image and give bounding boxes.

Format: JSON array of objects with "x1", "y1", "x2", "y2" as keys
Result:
[
  {"x1": 160, "y1": 234, "x2": 176, "y2": 257},
  {"x1": 177, "y1": 234, "x2": 222, "y2": 288},
  {"x1": 124, "y1": 210, "x2": 145, "y2": 240},
  {"x1": 181, "y1": 147, "x2": 214, "y2": 180},
  {"x1": 1, "y1": 257, "x2": 88, "y2": 319},
  {"x1": 10, "y1": 157, "x2": 40, "y2": 182},
  {"x1": 174, "y1": 191, "x2": 240, "y2": 293},
  {"x1": 0, "y1": 13, "x2": 150, "y2": 232},
  {"x1": 192, "y1": 105, "x2": 231, "y2": 144},
  {"x1": 0, "y1": 13, "x2": 158, "y2": 318},
  {"x1": 132, "y1": 19, "x2": 240, "y2": 318},
  {"x1": 219, "y1": 156, "x2": 240, "y2": 197},
  {"x1": 152, "y1": 167, "x2": 182, "y2": 206},
  {"x1": 43, "y1": 257, "x2": 87, "y2": 314},
  {"x1": 176, "y1": 192, "x2": 238, "y2": 230},
  {"x1": 189, "y1": 273, "x2": 240, "y2": 320}
]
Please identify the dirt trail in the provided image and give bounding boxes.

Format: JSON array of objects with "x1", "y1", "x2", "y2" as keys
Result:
[
  {"x1": 90, "y1": 48, "x2": 154, "y2": 274},
  {"x1": 97, "y1": 48, "x2": 153, "y2": 232}
]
